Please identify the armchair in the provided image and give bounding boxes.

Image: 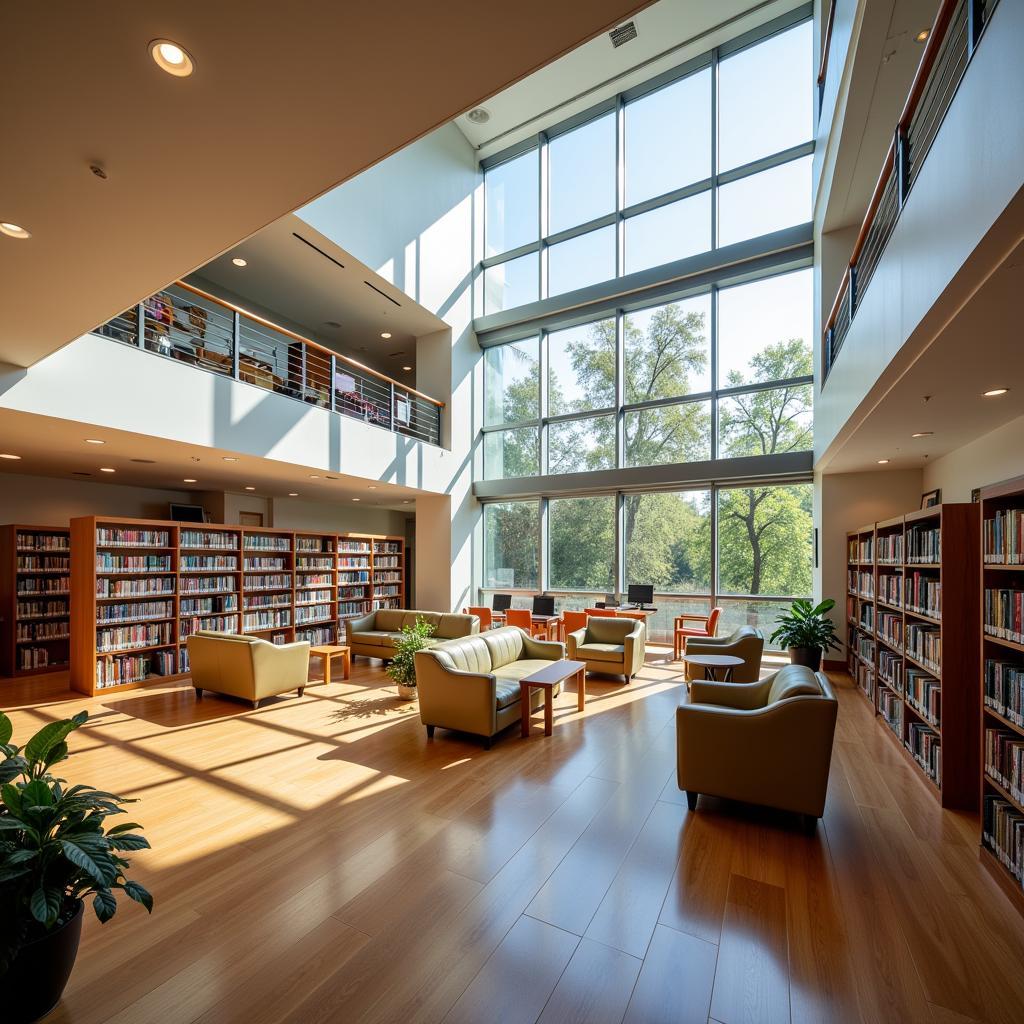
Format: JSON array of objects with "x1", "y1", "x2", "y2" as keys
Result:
[
  {"x1": 673, "y1": 606, "x2": 722, "y2": 660},
  {"x1": 584, "y1": 607, "x2": 618, "y2": 618},
  {"x1": 683, "y1": 626, "x2": 764, "y2": 684},
  {"x1": 676, "y1": 664, "x2": 838, "y2": 827},
  {"x1": 559, "y1": 610, "x2": 589, "y2": 642},
  {"x1": 464, "y1": 606, "x2": 495, "y2": 630},
  {"x1": 506, "y1": 608, "x2": 549, "y2": 638},
  {"x1": 567, "y1": 616, "x2": 646, "y2": 682}
]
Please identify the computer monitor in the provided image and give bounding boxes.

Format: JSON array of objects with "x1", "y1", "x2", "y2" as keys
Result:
[
  {"x1": 168, "y1": 502, "x2": 206, "y2": 523},
  {"x1": 492, "y1": 593, "x2": 512, "y2": 612},
  {"x1": 532, "y1": 595, "x2": 555, "y2": 616},
  {"x1": 627, "y1": 584, "x2": 654, "y2": 607}
]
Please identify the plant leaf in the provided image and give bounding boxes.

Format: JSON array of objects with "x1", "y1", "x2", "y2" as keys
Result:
[
  {"x1": 24, "y1": 713, "x2": 87, "y2": 767},
  {"x1": 106, "y1": 821, "x2": 144, "y2": 836},
  {"x1": 122, "y1": 880, "x2": 153, "y2": 913},
  {"x1": 60, "y1": 839, "x2": 107, "y2": 882},
  {"x1": 0, "y1": 712, "x2": 11, "y2": 746},
  {"x1": 22, "y1": 779, "x2": 54, "y2": 809},
  {"x1": 93, "y1": 888, "x2": 117, "y2": 923},
  {"x1": 108, "y1": 833, "x2": 150, "y2": 852},
  {"x1": 30, "y1": 884, "x2": 63, "y2": 926}
]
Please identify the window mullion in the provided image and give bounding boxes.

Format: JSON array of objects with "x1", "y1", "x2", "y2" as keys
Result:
[{"x1": 539, "y1": 133, "x2": 549, "y2": 301}]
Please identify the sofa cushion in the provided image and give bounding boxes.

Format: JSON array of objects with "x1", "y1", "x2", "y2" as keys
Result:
[
  {"x1": 768, "y1": 664, "x2": 822, "y2": 703},
  {"x1": 436, "y1": 613, "x2": 476, "y2": 639},
  {"x1": 482, "y1": 627, "x2": 526, "y2": 669},
  {"x1": 494, "y1": 679, "x2": 524, "y2": 710},
  {"x1": 578, "y1": 642, "x2": 625, "y2": 663},
  {"x1": 492, "y1": 658, "x2": 557, "y2": 684},
  {"x1": 375, "y1": 609, "x2": 405, "y2": 631},
  {"x1": 430, "y1": 635, "x2": 494, "y2": 674},
  {"x1": 585, "y1": 617, "x2": 635, "y2": 644},
  {"x1": 398, "y1": 610, "x2": 438, "y2": 631},
  {"x1": 352, "y1": 630, "x2": 399, "y2": 647}
]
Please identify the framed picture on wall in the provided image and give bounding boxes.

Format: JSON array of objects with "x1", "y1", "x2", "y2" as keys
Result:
[{"x1": 920, "y1": 488, "x2": 941, "y2": 509}]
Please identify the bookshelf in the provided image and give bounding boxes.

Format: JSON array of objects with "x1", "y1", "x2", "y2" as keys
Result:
[
  {"x1": 979, "y1": 474, "x2": 1024, "y2": 910},
  {"x1": 1, "y1": 524, "x2": 71, "y2": 677},
  {"x1": 372, "y1": 535, "x2": 405, "y2": 610},
  {"x1": 241, "y1": 528, "x2": 295, "y2": 644},
  {"x1": 340, "y1": 533, "x2": 406, "y2": 617},
  {"x1": 295, "y1": 532, "x2": 338, "y2": 645},
  {"x1": 848, "y1": 505, "x2": 979, "y2": 809},
  {"x1": 846, "y1": 524, "x2": 876, "y2": 706}
]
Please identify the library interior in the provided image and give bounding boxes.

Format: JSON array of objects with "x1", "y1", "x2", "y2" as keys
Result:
[{"x1": 2, "y1": 1, "x2": 1024, "y2": 1021}]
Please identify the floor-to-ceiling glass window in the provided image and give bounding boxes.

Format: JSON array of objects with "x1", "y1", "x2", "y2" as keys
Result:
[{"x1": 482, "y1": 501, "x2": 540, "y2": 590}]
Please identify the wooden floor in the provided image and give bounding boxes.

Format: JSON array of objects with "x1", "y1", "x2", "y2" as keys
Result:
[{"x1": 5, "y1": 652, "x2": 1024, "y2": 1024}]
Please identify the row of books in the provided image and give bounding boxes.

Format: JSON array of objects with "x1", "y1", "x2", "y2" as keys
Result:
[
  {"x1": 848, "y1": 537, "x2": 871, "y2": 563},
  {"x1": 878, "y1": 611, "x2": 902, "y2": 650},
  {"x1": 906, "y1": 525, "x2": 941, "y2": 563},
  {"x1": 374, "y1": 556, "x2": 401, "y2": 569},
  {"x1": 97, "y1": 527, "x2": 169, "y2": 547},
  {"x1": 16, "y1": 599, "x2": 68, "y2": 618},
  {"x1": 907, "y1": 722, "x2": 941, "y2": 785},
  {"x1": 17, "y1": 555, "x2": 69, "y2": 571},
  {"x1": 905, "y1": 571, "x2": 941, "y2": 618},
  {"x1": 878, "y1": 685, "x2": 903, "y2": 738},
  {"x1": 97, "y1": 600, "x2": 174, "y2": 624},
  {"x1": 340, "y1": 600, "x2": 372, "y2": 616},
  {"x1": 339, "y1": 556, "x2": 371, "y2": 568},
  {"x1": 296, "y1": 625, "x2": 336, "y2": 645},
  {"x1": 982, "y1": 795, "x2": 1024, "y2": 891},
  {"x1": 375, "y1": 584, "x2": 402, "y2": 597},
  {"x1": 297, "y1": 589, "x2": 333, "y2": 604},
  {"x1": 296, "y1": 537, "x2": 334, "y2": 553},
  {"x1": 242, "y1": 535, "x2": 291, "y2": 551},
  {"x1": 905, "y1": 668, "x2": 940, "y2": 727},
  {"x1": 984, "y1": 588, "x2": 1024, "y2": 644},
  {"x1": 878, "y1": 572, "x2": 903, "y2": 606},
  {"x1": 856, "y1": 634, "x2": 875, "y2": 663},
  {"x1": 17, "y1": 532, "x2": 68, "y2": 551},
  {"x1": 96, "y1": 554, "x2": 172, "y2": 572},
  {"x1": 859, "y1": 604, "x2": 875, "y2": 631},
  {"x1": 856, "y1": 660, "x2": 874, "y2": 701},
  {"x1": 17, "y1": 579, "x2": 68, "y2": 595},
  {"x1": 878, "y1": 649, "x2": 902, "y2": 690},
  {"x1": 96, "y1": 622, "x2": 173, "y2": 653},
  {"x1": 375, "y1": 571, "x2": 403, "y2": 583},
  {"x1": 180, "y1": 530, "x2": 239, "y2": 549},
  {"x1": 985, "y1": 728, "x2": 1024, "y2": 806},
  {"x1": 984, "y1": 659, "x2": 1024, "y2": 727},
  {"x1": 374, "y1": 597, "x2": 403, "y2": 609},
  {"x1": 95, "y1": 649, "x2": 175, "y2": 688},
  {"x1": 243, "y1": 610, "x2": 292, "y2": 631},
  {"x1": 846, "y1": 595, "x2": 856, "y2": 623},
  {"x1": 18, "y1": 647, "x2": 66, "y2": 670},
  {"x1": 906, "y1": 623, "x2": 941, "y2": 673},
  {"x1": 180, "y1": 615, "x2": 238, "y2": 637},
  {"x1": 97, "y1": 577, "x2": 174, "y2": 597},
  {"x1": 16, "y1": 621, "x2": 69, "y2": 641},
  {"x1": 295, "y1": 557, "x2": 334, "y2": 570},
  {"x1": 339, "y1": 570, "x2": 371, "y2": 581},
  {"x1": 243, "y1": 574, "x2": 291, "y2": 591},
  {"x1": 876, "y1": 533, "x2": 904, "y2": 565},
  {"x1": 296, "y1": 604, "x2": 333, "y2": 625},
  {"x1": 341, "y1": 541, "x2": 371, "y2": 553},
  {"x1": 298, "y1": 574, "x2": 334, "y2": 588},
  {"x1": 983, "y1": 509, "x2": 1024, "y2": 564},
  {"x1": 180, "y1": 575, "x2": 236, "y2": 594},
  {"x1": 244, "y1": 594, "x2": 291, "y2": 609},
  {"x1": 374, "y1": 541, "x2": 401, "y2": 554},
  {"x1": 180, "y1": 596, "x2": 238, "y2": 615},
  {"x1": 244, "y1": 557, "x2": 289, "y2": 571},
  {"x1": 181, "y1": 555, "x2": 238, "y2": 570}
]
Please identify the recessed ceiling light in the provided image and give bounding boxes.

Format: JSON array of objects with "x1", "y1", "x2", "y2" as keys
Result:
[
  {"x1": 467, "y1": 107, "x2": 490, "y2": 124},
  {"x1": 402, "y1": 500, "x2": 411, "y2": 504},
  {"x1": 402, "y1": 365, "x2": 412, "y2": 371},
  {"x1": 288, "y1": 492, "x2": 298, "y2": 497},
  {"x1": 911, "y1": 432, "x2": 933, "y2": 438},
  {"x1": 368, "y1": 485, "x2": 377, "y2": 490},
  {"x1": 183, "y1": 478, "x2": 197, "y2": 483},
  {"x1": 380, "y1": 332, "x2": 392, "y2": 340},
  {"x1": 99, "y1": 467, "x2": 116, "y2": 473},
  {"x1": 232, "y1": 258, "x2": 247, "y2": 267},
  {"x1": 876, "y1": 459, "x2": 890, "y2": 465},
  {"x1": 0, "y1": 222, "x2": 31, "y2": 239},
  {"x1": 222, "y1": 456, "x2": 239, "y2": 462},
  {"x1": 150, "y1": 39, "x2": 195, "y2": 77},
  {"x1": 244, "y1": 486, "x2": 256, "y2": 491},
  {"x1": 352, "y1": 497, "x2": 361, "y2": 502},
  {"x1": 984, "y1": 388, "x2": 1009, "y2": 397},
  {"x1": 0, "y1": 453, "x2": 22, "y2": 460},
  {"x1": 915, "y1": 29, "x2": 929, "y2": 42},
  {"x1": 309, "y1": 474, "x2": 320, "y2": 479},
  {"x1": 84, "y1": 438, "x2": 105, "y2": 445}
]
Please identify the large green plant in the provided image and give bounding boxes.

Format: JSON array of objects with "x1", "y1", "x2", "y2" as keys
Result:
[
  {"x1": 770, "y1": 598, "x2": 842, "y2": 652},
  {"x1": 385, "y1": 618, "x2": 436, "y2": 689},
  {"x1": 0, "y1": 710, "x2": 153, "y2": 975}
]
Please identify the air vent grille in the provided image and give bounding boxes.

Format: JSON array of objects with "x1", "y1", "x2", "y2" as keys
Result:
[{"x1": 609, "y1": 21, "x2": 637, "y2": 47}]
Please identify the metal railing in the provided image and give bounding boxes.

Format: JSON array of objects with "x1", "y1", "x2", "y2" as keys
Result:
[
  {"x1": 94, "y1": 281, "x2": 444, "y2": 446},
  {"x1": 817, "y1": 0, "x2": 837, "y2": 113},
  {"x1": 822, "y1": 0, "x2": 997, "y2": 380}
]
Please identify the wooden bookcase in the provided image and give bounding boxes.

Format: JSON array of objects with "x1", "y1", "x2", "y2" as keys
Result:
[
  {"x1": 979, "y1": 475, "x2": 1024, "y2": 910},
  {"x1": 846, "y1": 504, "x2": 979, "y2": 809},
  {"x1": 845, "y1": 524, "x2": 876, "y2": 706},
  {"x1": 340, "y1": 533, "x2": 406, "y2": 617},
  {"x1": 372, "y1": 535, "x2": 405, "y2": 610},
  {"x1": 241, "y1": 528, "x2": 295, "y2": 643},
  {"x1": 294, "y1": 532, "x2": 338, "y2": 645},
  {"x1": 1, "y1": 524, "x2": 71, "y2": 678}
]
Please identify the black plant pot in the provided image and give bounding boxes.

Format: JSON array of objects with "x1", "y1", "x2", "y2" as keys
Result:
[
  {"x1": 7, "y1": 899, "x2": 84, "y2": 1024},
  {"x1": 788, "y1": 646, "x2": 822, "y2": 671}
]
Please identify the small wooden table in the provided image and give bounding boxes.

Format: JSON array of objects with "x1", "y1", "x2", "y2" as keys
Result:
[
  {"x1": 309, "y1": 644, "x2": 351, "y2": 685},
  {"x1": 682, "y1": 653, "x2": 744, "y2": 682},
  {"x1": 520, "y1": 659, "x2": 587, "y2": 737},
  {"x1": 531, "y1": 614, "x2": 561, "y2": 641}
]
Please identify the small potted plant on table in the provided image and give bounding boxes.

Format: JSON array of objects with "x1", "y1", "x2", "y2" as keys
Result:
[
  {"x1": 770, "y1": 598, "x2": 841, "y2": 671},
  {"x1": 0, "y1": 710, "x2": 153, "y2": 1023},
  {"x1": 386, "y1": 617, "x2": 436, "y2": 700}
]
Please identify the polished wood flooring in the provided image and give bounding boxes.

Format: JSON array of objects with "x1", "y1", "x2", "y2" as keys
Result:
[{"x1": 5, "y1": 652, "x2": 1024, "y2": 1024}]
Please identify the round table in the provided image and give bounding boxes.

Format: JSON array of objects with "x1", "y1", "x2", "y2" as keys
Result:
[{"x1": 682, "y1": 653, "x2": 745, "y2": 682}]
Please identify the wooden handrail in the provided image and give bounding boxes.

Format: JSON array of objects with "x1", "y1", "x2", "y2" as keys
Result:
[
  {"x1": 173, "y1": 279, "x2": 445, "y2": 409},
  {"x1": 817, "y1": 0, "x2": 837, "y2": 87},
  {"x1": 898, "y1": 0, "x2": 960, "y2": 131},
  {"x1": 849, "y1": 138, "x2": 896, "y2": 267}
]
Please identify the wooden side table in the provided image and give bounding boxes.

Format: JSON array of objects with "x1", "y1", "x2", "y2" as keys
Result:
[
  {"x1": 309, "y1": 644, "x2": 351, "y2": 685},
  {"x1": 520, "y1": 659, "x2": 587, "y2": 737}
]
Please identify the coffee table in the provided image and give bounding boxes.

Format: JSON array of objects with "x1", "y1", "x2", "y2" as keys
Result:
[
  {"x1": 309, "y1": 644, "x2": 351, "y2": 685},
  {"x1": 682, "y1": 653, "x2": 744, "y2": 682},
  {"x1": 520, "y1": 659, "x2": 587, "y2": 737}
]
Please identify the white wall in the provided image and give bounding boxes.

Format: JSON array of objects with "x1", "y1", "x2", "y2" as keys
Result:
[
  {"x1": 922, "y1": 413, "x2": 1024, "y2": 503},
  {"x1": 270, "y1": 496, "x2": 409, "y2": 537}
]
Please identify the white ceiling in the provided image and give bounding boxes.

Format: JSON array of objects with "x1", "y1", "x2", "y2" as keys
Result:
[
  {"x1": 455, "y1": 0, "x2": 805, "y2": 159},
  {"x1": 0, "y1": 0, "x2": 650, "y2": 368},
  {"x1": 0, "y1": 409, "x2": 419, "y2": 511}
]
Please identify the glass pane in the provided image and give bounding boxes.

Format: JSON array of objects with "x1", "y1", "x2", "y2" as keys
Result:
[
  {"x1": 483, "y1": 501, "x2": 538, "y2": 589},
  {"x1": 624, "y1": 401, "x2": 711, "y2": 467},
  {"x1": 624, "y1": 191, "x2": 711, "y2": 274},
  {"x1": 718, "y1": 21, "x2": 813, "y2": 172},
  {"x1": 624, "y1": 295, "x2": 711, "y2": 402},
  {"x1": 625, "y1": 68, "x2": 712, "y2": 205},
  {"x1": 483, "y1": 427, "x2": 539, "y2": 479},
  {"x1": 484, "y1": 149, "x2": 539, "y2": 257},
  {"x1": 549, "y1": 495, "x2": 615, "y2": 591},
  {"x1": 548, "y1": 113, "x2": 616, "y2": 235},
  {"x1": 483, "y1": 338, "x2": 539, "y2": 426},
  {"x1": 624, "y1": 490, "x2": 711, "y2": 595},
  {"x1": 547, "y1": 225, "x2": 616, "y2": 297},
  {"x1": 719, "y1": 598, "x2": 801, "y2": 651},
  {"x1": 717, "y1": 268, "x2": 813, "y2": 387},
  {"x1": 717, "y1": 155, "x2": 811, "y2": 248},
  {"x1": 548, "y1": 416, "x2": 615, "y2": 474},
  {"x1": 716, "y1": 483, "x2": 813, "y2": 596},
  {"x1": 547, "y1": 318, "x2": 616, "y2": 415},
  {"x1": 484, "y1": 252, "x2": 539, "y2": 314},
  {"x1": 718, "y1": 385, "x2": 813, "y2": 459},
  {"x1": 640, "y1": 594, "x2": 716, "y2": 646}
]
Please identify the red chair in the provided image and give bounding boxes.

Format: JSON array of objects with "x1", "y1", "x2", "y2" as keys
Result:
[
  {"x1": 673, "y1": 607, "x2": 722, "y2": 660},
  {"x1": 559, "y1": 610, "x2": 589, "y2": 642},
  {"x1": 464, "y1": 606, "x2": 493, "y2": 630},
  {"x1": 505, "y1": 608, "x2": 547, "y2": 638},
  {"x1": 584, "y1": 607, "x2": 617, "y2": 618}
]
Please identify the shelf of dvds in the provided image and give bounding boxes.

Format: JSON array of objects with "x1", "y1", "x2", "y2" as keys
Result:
[
  {"x1": 0, "y1": 524, "x2": 72, "y2": 677},
  {"x1": 979, "y1": 474, "x2": 1024, "y2": 911},
  {"x1": 846, "y1": 503, "x2": 979, "y2": 809}
]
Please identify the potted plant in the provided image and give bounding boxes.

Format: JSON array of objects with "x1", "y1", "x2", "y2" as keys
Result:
[
  {"x1": 770, "y1": 598, "x2": 841, "y2": 671},
  {"x1": 386, "y1": 617, "x2": 436, "y2": 700},
  {"x1": 0, "y1": 710, "x2": 153, "y2": 1023}
]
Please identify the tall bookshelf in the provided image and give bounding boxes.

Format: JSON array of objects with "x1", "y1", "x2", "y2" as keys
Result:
[
  {"x1": 241, "y1": 528, "x2": 295, "y2": 644},
  {"x1": 337, "y1": 535, "x2": 373, "y2": 623},
  {"x1": 979, "y1": 475, "x2": 1024, "y2": 909},
  {"x1": 1, "y1": 525, "x2": 71, "y2": 677},
  {"x1": 295, "y1": 532, "x2": 337, "y2": 645},
  {"x1": 846, "y1": 524, "x2": 876, "y2": 705},
  {"x1": 372, "y1": 536, "x2": 404, "y2": 610},
  {"x1": 846, "y1": 504, "x2": 979, "y2": 809}
]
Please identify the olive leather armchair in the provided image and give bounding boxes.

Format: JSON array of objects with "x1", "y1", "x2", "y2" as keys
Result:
[
  {"x1": 567, "y1": 616, "x2": 645, "y2": 682},
  {"x1": 683, "y1": 625, "x2": 764, "y2": 684},
  {"x1": 676, "y1": 664, "x2": 838, "y2": 827}
]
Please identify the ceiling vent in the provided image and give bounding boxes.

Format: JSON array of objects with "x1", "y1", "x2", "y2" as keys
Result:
[{"x1": 609, "y1": 21, "x2": 637, "y2": 47}]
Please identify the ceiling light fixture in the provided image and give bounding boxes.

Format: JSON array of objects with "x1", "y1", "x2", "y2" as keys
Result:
[
  {"x1": 245, "y1": 486, "x2": 256, "y2": 491},
  {"x1": 99, "y1": 467, "x2": 116, "y2": 473},
  {"x1": 467, "y1": 107, "x2": 491, "y2": 125},
  {"x1": 222, "y1": 456, "x2": 239, "y2": 462},
  {"x1": 984, "y1": 388, "x2": 1009, "y2": 397},
  {"x1": 0, "y1": 222, "x2": 31, "y2": 239},
  {"x1": 402, "y1": 365, "x2": 412, "y2": 371},
  {"x1": 288, "y1": 492, "x2": 298, "y2": 497},
  {"x1": 183, "y1": 478, "x2": 197, "y2": 483},
  {"x1": 877, "y1": 459, "x2": 890, "y2": 465},
  {"x1": 911, "y1": 432, "x2": 933, "y2": 438},
  {"x1": 232, "y1": 258, "x2": 247, "y2": 267},
  {"x1": 352, "y1": 497, "x2": 361, "y2": 502},
  {"x1": 84, "y1": 438, "x2": 105, "y2": 445},
  {"x1": 380, "y1": 332, "x2": 392, "y2": 340},
  {"x1": 309, "y1": 474, "x2": 320, "y2": 479},
  {"x1": 368, "y1": 486, "x2": 377, "y2": 490},
  {"x1": 149, "y1": 39, "x2": 195, "y2": 77},
  {"x1": 0, "y1": 453, "x2": 22, "y2": 460},
  {"x1": 915, "y1": 29, "x2": 930, "y2": 42}
]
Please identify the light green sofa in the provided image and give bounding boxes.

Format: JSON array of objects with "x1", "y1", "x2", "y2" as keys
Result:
[{"x1": 345, "y1": 608, "x2": 479, "y2": 660}]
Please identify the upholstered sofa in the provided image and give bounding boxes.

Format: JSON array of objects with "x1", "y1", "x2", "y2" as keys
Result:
[
  {"x1": 414, "y1": 626, "x2": 565, "y2": 747},
  {"x1": 567, "y1": 616, "x2": 645, "y2": 682},
  {"x1": 186, "y1": 630, "x2": 310, "y2": 709},
  {"x1": 683, "y1": 625, "x2": 764, "y2": 684},
  {"x1": 676, "y1": 664, "x2": 838, "y2": 827},
  {"x1": 345, "y1": 609, "x2": 479, "y2": 660}
]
